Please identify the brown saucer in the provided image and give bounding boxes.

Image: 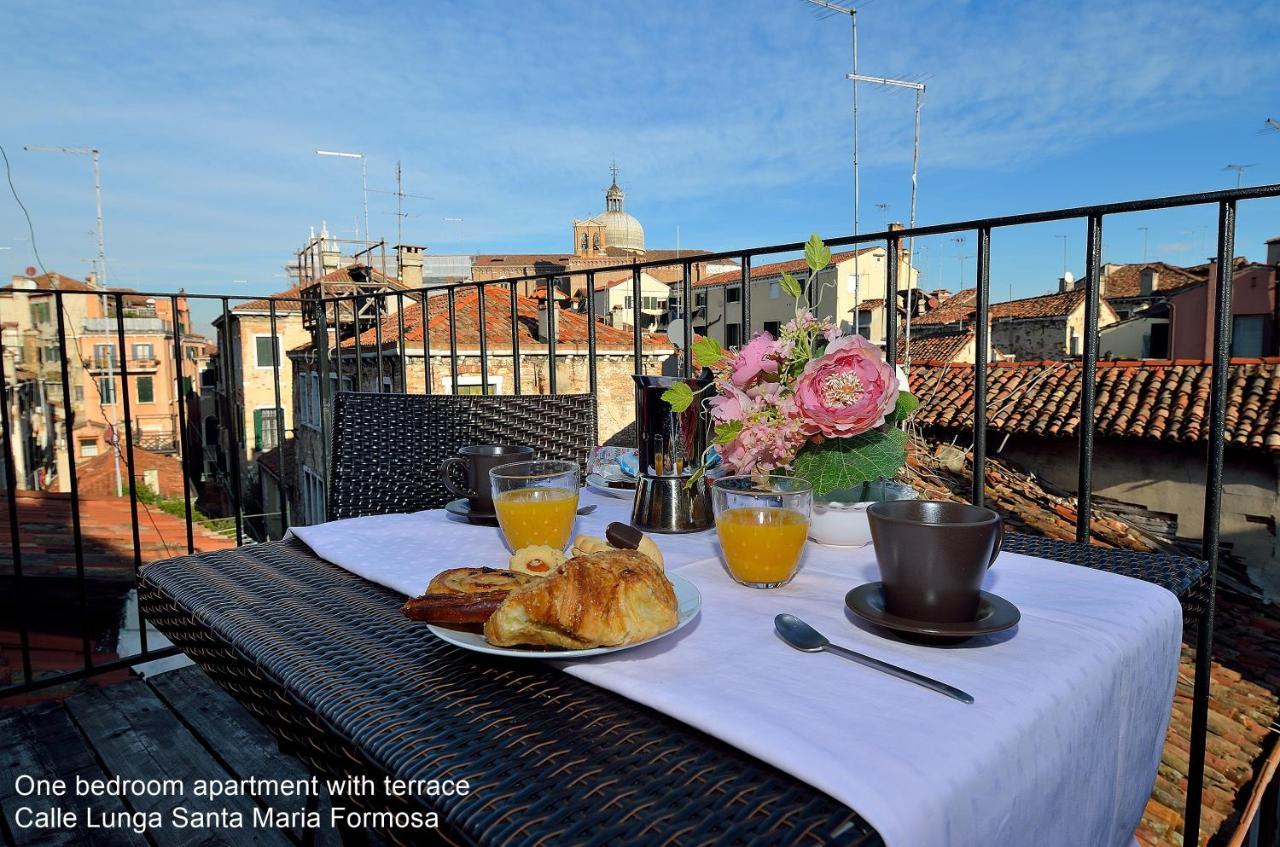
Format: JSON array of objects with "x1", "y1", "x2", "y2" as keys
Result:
[
  {"x1": 845, "y1": 582, "x2": 1020, "y2": 645},
  {"x1": 445, "y1": 498, "x2": 499, "y2": 526}
]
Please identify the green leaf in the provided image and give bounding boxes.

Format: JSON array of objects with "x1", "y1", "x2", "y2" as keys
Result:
[
  {"x1": 662, "y1": 382, "x2": 696, "y2": 412},
  {"x1": 884, "y1": 391, "x2": 920, "y2": 426},
  {"x1": 684, "y1": 464, "x2": 707, "y2": 490},
  {"x1": 693, "y1": 335, "x2": 726, "y2": 368},
  {"x1": 804, "y1": 232, "x2": 832, "y2": 273},
  {"x1": 713, "y1": 420, "x2": 743, "y2": 446},
  {"x1": 779, "y1": 271, "x2": 803, "y2": 299},
  {"x1": 790, "y1": 429, "x2": 908, "y2": 497}
]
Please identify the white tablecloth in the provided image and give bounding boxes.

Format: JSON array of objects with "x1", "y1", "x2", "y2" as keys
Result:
[{"x1": 291, "y1": 489, "x2": 1181, "y2": 847}]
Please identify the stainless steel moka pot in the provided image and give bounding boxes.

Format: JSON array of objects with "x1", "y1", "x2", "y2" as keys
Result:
[{"x1": 630, "y1": 374, "x2": 714, "y2": 532}]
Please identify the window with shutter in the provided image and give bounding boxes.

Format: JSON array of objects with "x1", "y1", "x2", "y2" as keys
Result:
[{"x1": 253, "y1": 408, "x2": 263, "y2": 451}]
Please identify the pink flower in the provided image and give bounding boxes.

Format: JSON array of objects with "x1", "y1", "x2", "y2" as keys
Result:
[
  {"x1": 730, "y1": 332, "x2": 779, "y2": 387},
  {"x1": 792, "y1": 334, "x2": 898, "y2": 438}
]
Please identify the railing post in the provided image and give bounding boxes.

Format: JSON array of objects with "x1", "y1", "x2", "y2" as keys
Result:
[
  {"x1": 1184, "y1": 199, "x2": 1236, "y2": 844},
  {"x1": 374, "y1": 293, "x2": 385, "y2": 392},
  {"x1": 885, "y1": 236, "x2": 899, "y2": 366},
  {"x1": 971, "y1": 228, "x2": 991, "y2": 507},
  {"x1": 1076, "y1": 214, "x2": 1103, "y2": 544},
  {"x1": 55, "y1": 291, "x2": 93, "y2": 666},
  {"x1": 546, "y1": 277, "x2": 558, "y2": 395},
  {"x1": 268, "y1": 299, "x2": 289, "y2": 534},
  {"x1": 114, "y1": 292, "x2": 147, "y2": 653},
  {"x1": 218, "y1": 297, "x2": 244, "y2": 545},
  {"x1": 740, "y1": 255, "x2": 751, "y2": 340},
  {"x1": 681, "y1": 262, "x2": 693, "y2": 376},
  {"x1": 170, "y1": 294, "x2": 196, "y2": 553},
  {"x1": 477, "y1": 283, "x2": 490, "y2": 395},
  {"x1": 509, "y1": 281, "x2": 521, "y2": 395},
  {"x1": 0, "y1": 318, "x2": 33, "y2": 682},
  {"x1": 447, "y1": 287, "x2": 459, "y2": 394},
  {"x1": 396, "y1": 291, "x2": 407, "y2": 393},
  {"x1": 586, "y1": 271, "x2": 598, "y2": 396},
  {"x1": 354, "y1": 294, "x2": 366, "y2": 391},
  {"x1": 632, "y1": 263, "x2": 642, "y2": 375},
  {"x1": 315, "y1": 299, "x2": 333, "y2": 495}
]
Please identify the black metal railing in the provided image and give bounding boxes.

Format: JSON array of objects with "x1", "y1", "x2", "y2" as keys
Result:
[{"x1": 3, "y1": 184, "x2": 1279, "y2": 841}]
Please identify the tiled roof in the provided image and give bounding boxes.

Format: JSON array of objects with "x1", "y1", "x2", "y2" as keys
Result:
[
  {"x1": 990, "y1": 288, "x2": 1087, "y2": 320},
  {"x1": 907, "y1": 359, "x2": 1280, "y2": 452},
  {"x1": 1, "y1": 272, "x2": 97, "y2": 293},
  {"x1": 913, "y1": 288, "x2": 977, "y2": 326},
  {"x1": 474, "y1": 254, "x2": 574, "y2": 266},
  {"x1": 903, "y1": 439, "x2": 1280, "y2": 845},
  {"x1": 855, "y1": 298, "x2": 885, "y2": 310},
  {"x1": 230, "y1": 283, "x2": 306, "y2": 314},
  {"x1": 329, "y1": 288, "x2": 665, "y2": 352},
  {"x1": 897, "y1": 331, "x2": 973, "y2": 362},
  {"x1": 1102, "y1": 262, "x2": 1207, "y2": 300},
  {"x1": 693, "y1": 247, "x2": 880, "y2": 288}
]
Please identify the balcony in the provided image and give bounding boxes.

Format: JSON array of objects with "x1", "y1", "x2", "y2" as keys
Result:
[{"x1": 83, "y1": 317, "x2": 172, "y2": 334}]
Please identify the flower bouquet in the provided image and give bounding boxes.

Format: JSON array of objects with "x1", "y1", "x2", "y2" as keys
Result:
[{"x1": 664, "y1": 234, "x2": 918, "y2": 502}]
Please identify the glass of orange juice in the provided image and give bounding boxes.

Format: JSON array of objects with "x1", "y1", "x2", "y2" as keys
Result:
[
  {"x1": 712, "y1": 475, "x2": 812, "y2": 589},
  {"x1": 490, "y1": 460, "x2": 580, "y2": 551}
]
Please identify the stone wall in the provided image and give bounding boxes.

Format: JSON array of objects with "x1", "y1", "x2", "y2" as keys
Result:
[{"x1": 991, "y1": 317, "x2": 1071, "y2": 360}]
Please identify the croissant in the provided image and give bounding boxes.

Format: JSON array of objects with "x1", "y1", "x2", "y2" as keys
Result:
[{"x1": 484, "y1": 549, "x2": 678, "y2": 649}]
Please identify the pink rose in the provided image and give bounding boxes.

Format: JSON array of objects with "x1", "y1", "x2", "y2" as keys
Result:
[
  {"x1": 730, "y1": 331, "x2": 780, "y2": 387},
  {"x1": 793, "y1": 334, "x2": 898, "y2": 438}
]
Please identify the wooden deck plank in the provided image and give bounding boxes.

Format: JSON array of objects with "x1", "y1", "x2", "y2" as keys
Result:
[
  {"x1": 63, "y1": 679, "x2": 292, "y2": 847},
  {"x1": 148, "y1": 667, "x2": 340, "y2": 847},
  {"x1": 0, "y1": 702, "x2": 148, "y2": 847}
]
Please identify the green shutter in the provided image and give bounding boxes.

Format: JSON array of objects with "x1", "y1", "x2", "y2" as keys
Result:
[{"x1": 253, "y1": 409, "x2": 263, "y2": 451}]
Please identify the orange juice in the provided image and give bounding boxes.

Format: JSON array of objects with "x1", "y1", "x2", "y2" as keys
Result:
[
  {"x1": 494, "y1": 488, "x2": 579, "y2": 550},
  {"x1": 716, "y1": 507, "x2": 808, "y2": 586}
]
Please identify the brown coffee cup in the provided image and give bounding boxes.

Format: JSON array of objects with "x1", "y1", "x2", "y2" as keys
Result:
[
  {"x1": 441, "y1": 445, "x2": 534, "y2": 514},
  {"x1": 867, "y1": 500, "x2": 1004, "y2": 623}
]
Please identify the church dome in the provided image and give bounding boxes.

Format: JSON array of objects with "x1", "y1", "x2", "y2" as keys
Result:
[
  {"x1": 594, "y1": 172, "x2": 644, "y2": 253},
  {"x1": 596, "y1": 209, "x2": 645, "y2": 253}
]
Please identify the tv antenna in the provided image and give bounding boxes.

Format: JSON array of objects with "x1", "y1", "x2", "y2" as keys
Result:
[
  {"x1": 1136, "y1": 227, "x2": 1149, "y2": 262},
  {"x1": 1054, "y1": 234, "x2": 1069, "y2": 275},
  {"x1": 368, "y1": 161, "x2": 432, "y2": 247},
  {"x1": 1223, "y1": 163, "x2": 1257, "y2": 188}
]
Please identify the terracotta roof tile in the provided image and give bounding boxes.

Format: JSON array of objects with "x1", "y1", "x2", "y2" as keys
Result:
[
  {"x1": 897, "y1": 331, "x2": 973, "y2": 362},
  {"x1": 1, "y1": 272, "x2": 97, "y2": 293},
  {"x1": 913, "y1": 288, "x2": 977, "y2": 326},
  {"x1": 231, "y1": 283, "x2": 306, "y2": 314},
  {"x1": 907, "y1": 359, "x2": 1280, "y2": 452},
  {"x1": 328, "y1": 288, "x2": 665, "y2": 352},
  {"x1": 1102, "y1": 262, "x2": 1207, "y2": 300}
]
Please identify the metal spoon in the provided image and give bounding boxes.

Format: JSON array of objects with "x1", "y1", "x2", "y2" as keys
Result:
[
  {"x1": 774, "y1": 614, "x2": 974, "y2": 704},
  {"x1": 577, "y1": 504, "x2": 598, "y2": 516}
]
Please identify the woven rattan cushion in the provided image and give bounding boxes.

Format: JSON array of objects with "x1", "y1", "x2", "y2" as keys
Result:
[{"x1": 328, "y1": 392, "x2": 598, "y2": 520}]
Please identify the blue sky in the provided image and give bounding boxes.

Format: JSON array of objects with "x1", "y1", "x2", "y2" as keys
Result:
[{"x1": 2, "y1": 0, "x2": 1279, "y2": 335}]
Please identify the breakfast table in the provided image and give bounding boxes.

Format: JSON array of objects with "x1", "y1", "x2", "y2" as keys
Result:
[{"x1": 140, "y1": 488, "x2": 1208, "y2": 847}]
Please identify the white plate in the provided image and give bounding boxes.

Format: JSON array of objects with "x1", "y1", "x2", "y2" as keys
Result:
[
  {"x1": 585, "y1": 472, "x2": 636, "y2": 499},
  {"x1": 428, "y1": 573, "x2": 702, "y2": 659}
]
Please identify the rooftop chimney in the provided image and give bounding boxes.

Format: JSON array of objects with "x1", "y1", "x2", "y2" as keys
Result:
[
  {"x1": 397, "y1": 244, "x2": 424, "y2": 289},
  {"x1": 1267, "y1": 236, "x2": 1280, "y2": 267},
  {"x1": 1140, "y1": 268, "x2": 1159, "y2": 296},
  {"x1": 1058, "y1": 271, "x2": 1076, "y2": 293}
]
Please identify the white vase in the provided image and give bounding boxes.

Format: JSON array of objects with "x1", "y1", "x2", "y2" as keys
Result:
[{"x1": 807, "y1": 481, "x2": 918, "y2": 547}]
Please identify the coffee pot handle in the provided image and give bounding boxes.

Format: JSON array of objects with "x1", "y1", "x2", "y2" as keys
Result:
[
  {"x1": 988, "y1": 515, "x2": 1004, "y2": 568},
  {"x1": 440, "y1": 457, "x2": 474, "y2": 498}
]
